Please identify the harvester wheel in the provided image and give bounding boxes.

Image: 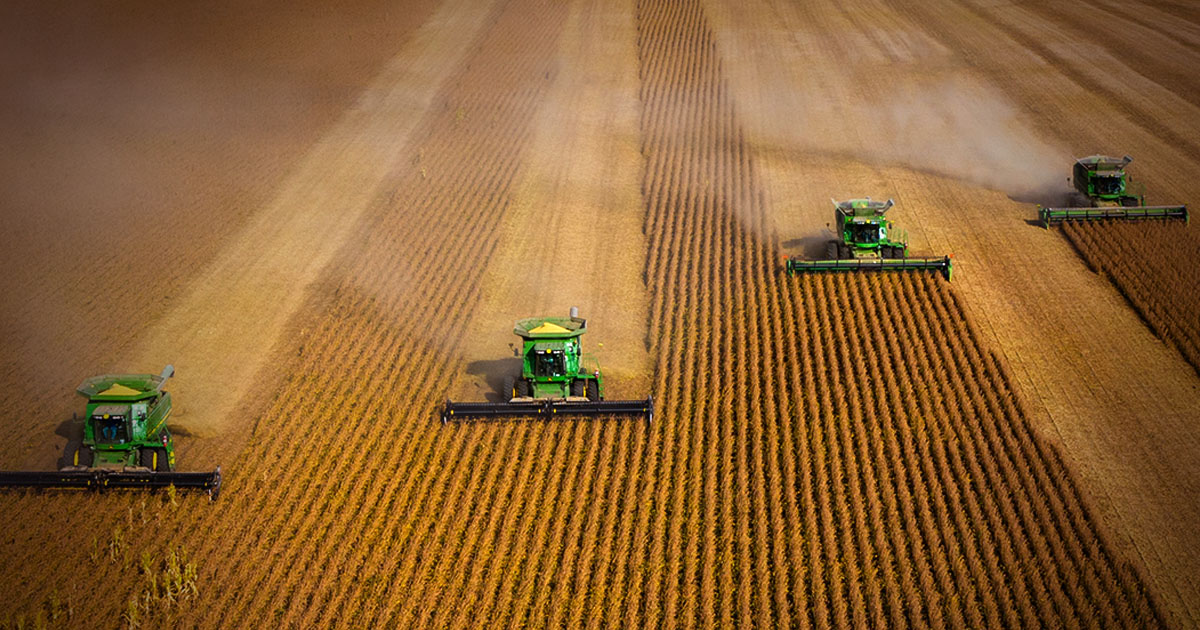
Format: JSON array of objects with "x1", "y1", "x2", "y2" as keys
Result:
[
  {"x1": 586, "y1": 380, "x2": 600, "y2": 402},
  {"x1": 139, "y1": 448, "x2": 156, "y2": 470},
  {"x1": 571, "y1": 380, "x2": 586, "y2": 397},
  {"x1": 60, "y1": 442, "x2": 82, "y2": 468},
  {"x1": 74, "y1": 445, "x2": 94, "y2": 468},
  {"x1": 825, "y1": 241, "x2": 838, "y2": 260},
  {"x1": 155, "y1": 448, "x2": 171, "y2": 472},
  {"x1": 515, "y1": 378, "x2": 531, "y2": 398}
]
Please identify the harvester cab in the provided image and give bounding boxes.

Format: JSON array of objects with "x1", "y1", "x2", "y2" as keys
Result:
[
  {"x1": 832, "y1": 198, "x2": 907, "y2": 259},
  {"x1": 784, "y1": 197, "x2": 952, "y2": 280},
  {"x1": 1039, "y1": 155, "x2": 1188, "y2": 226},
  {"x1": 443, "y1": 308, "x2": 652, "y2": 422},
  {"x1": 1075, "y1": 154, "x2": 1134, "y2": 202},
  {"x1": 0, "y1": 365, "x2": 222, "y2": 499},
  {"x1": 70, "y1": 366, "x2": 177, "y2": 471},
  {"x1": 512, "y1": 314, "x2": 600, "y2": 401}
]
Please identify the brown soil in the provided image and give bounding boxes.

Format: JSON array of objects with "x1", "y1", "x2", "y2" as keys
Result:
[
  {"x1": 708, "y1": 0, "x2": 1200, "y2": 625},
  {"x1": 1, "y1": 0, "x2": 1198, "y2": 627}
]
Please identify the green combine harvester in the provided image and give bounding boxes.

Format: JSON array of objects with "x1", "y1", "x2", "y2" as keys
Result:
[
  {"x1": 784, "y1": 198, "x2": 952, "y2": 280},
  {"x1": 0, "y1": 365, "x2": 221, "y2": 499},
  {"x1": 443, "y1": 308, "x2": 653, "y2": 422},
  {"x1": 1038, "y1": 155, "x2": 1188, "y2": 227}
]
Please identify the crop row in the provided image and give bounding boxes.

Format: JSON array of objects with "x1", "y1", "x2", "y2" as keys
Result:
[
  {"x1": 0, "y1": 0, "x2": 1170, "y2": 626},
  {"x1": 0, "y1": 0, "x2": 575, "y2": 626},
  {"x1": 1062, "y1": 220, "x2": 1200, "y2": 375},
  {"x1": 626, "y1": 0, "x2": 1163, "y2": 626}
]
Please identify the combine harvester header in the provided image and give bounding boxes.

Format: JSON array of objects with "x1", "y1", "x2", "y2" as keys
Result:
[
  {"x1": 784, "y1": 198, "x2": 953, "y2": 281},
  {"x1": 1038, "y1": 155, "x2": 1188, "y2": 227},
  {"x1": 0, "y1": 365, "x2": 221, "y2": 499},
  {"x1": 443, "y1": 308, "x2": 653, "y2": 423},
  {"x1": 785, "y1": 255, "x2": 954, "y2": 278}
]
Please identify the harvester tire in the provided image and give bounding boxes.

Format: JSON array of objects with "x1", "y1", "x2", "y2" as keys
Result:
[
  {"x1": 515, "y1": 379, "x2": 531, "y2": 398},
  {"x1": 59, "y1": 442, "x2": 81, "y2": 468},
  {"x1": 571, "y1": 380, "x2": 586, "y2": 397},
  {"x1": 587, "y1": 380, "x2": 600, "y2": 402},
  {"x1": 825, "y1": 240, "x2": 838, "y2": 260},
  {"x1": 74, "y1": 445, "x2": 94, "y2": 468},
  {"x1": 139, "y1": 448, "x2": 156, "y2": 470},
  {"x1": 155, "y1": 448, "x2": 170, "y2": 472}
]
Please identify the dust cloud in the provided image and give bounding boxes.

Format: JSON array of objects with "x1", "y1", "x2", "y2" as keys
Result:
[
  {"x1": 750, "y1": 76, "x2": 1073, "y2": 203},
  {"x1": 851, "y1": 81, "x2": 1071, "y2": 202},
  {"x1": 701, "y1": 0, "x2": 1073, "y2": 203}
]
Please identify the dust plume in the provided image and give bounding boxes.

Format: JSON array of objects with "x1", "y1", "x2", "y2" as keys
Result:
[
  {"x1": 700, "y1": 0, "x2": 1072, "y2": 203},
  {"x1": 843, "y1": 80, "x2": 1071, "y2": 201},
  {"x1": 742, "y1": 75, "x2": 1073, "y2": 203}
]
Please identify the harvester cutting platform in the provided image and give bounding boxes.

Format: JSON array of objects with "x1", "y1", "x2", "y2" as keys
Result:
[
  {"x1": 784, "y1": 198, "x2": 952, "y2": 280},
  {"x1": 443, "y1": 308, "x2": 653, "y2": 422},
  {"x1": 0, "y1": 366, "x2": 221, "y2": 499},
  {"x1": 1038, "y1": 155, "x2": 1188, "y2": 227}
]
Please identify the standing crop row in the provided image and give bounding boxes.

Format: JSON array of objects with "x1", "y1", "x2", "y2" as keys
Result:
[
  {"x1": 0, "y1": 0, "x2": 1173, "y2": 626},
  {"x1": 1, "y1": 0, "x2": 581, "y2": 626},
  {"x1": 625, "y1": 0, "x2": 1166, "y2": 625},
  {"x1": 1062, "y1": 220, "x2": 1200, "y2": 375}
]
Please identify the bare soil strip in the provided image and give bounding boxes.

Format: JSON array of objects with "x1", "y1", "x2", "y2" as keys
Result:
[
  {"x1": 457, "y1": 0, "x2": 652, "y2": 403},
  {"x1": 123, "y1": 0, "x2": 499, "y2": 440}
]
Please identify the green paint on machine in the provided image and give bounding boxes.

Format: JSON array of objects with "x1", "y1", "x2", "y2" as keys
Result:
[
  {"x1": 1038, "y1": 155, "x2": 1188, "y2": 227},
  {"x1": 784, "y1": 198, "x2": 953, "y2": 281},
  {"x1": 0, "y1": 365, "x2": 222, "y2": 499},
  {"x1": 443, "y1": 309, "x2": 653, "y2": 423}
]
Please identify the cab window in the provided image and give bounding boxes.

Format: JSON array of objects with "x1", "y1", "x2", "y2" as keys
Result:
[
  {"x1": 852, "y1": 223, "x2": 881, "y2": 244},
  {"x1": 1094, "y1": 177, "x2": 1122, "y2": 195},
  {"x1": 535, "y1": 351, "x2": 565, "y2": 377},
  {"x1": 93, "y1": 416, "x2": 129, "y2": 444}
]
